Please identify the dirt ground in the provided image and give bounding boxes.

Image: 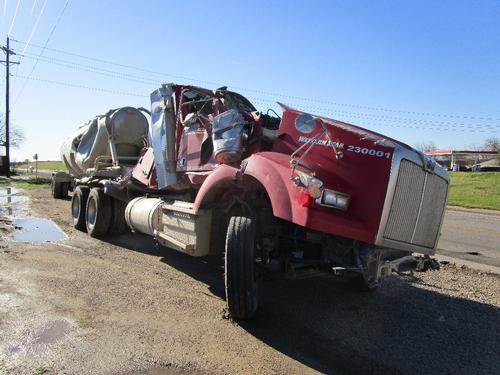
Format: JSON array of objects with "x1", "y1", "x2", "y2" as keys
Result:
[{"x1": 0, "y1": 187, "x2": 499, "y2": 375}]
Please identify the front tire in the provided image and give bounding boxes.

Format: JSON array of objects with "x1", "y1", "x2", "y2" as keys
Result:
[
  {"x1": 71, "y1": 186, "x2": 90, "y2": 231},
  {"x1": 86, "y1": 188, "x2": 112, "y2": 237},
  {"x1": 225, "y1": 216, "x2": 258, "y2": 319}
]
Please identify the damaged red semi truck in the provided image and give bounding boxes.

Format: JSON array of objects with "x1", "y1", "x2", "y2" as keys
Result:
[{"x1": 52, "y1": 83, "x2": 449, "y2": 319}]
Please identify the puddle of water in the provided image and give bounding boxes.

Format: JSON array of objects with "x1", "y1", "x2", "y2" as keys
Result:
[
  {"x1": 0, "y1": 195, "x2": 28, "y2": 205},
  {"x1": 0, "y1": 188, "x2": 28, "y2": 219},
  {"x1": 0, "y1": 204, "x2": 29, "y2": 218},
  {"x1": 9, "y1": 319, "x2": 72, "y2": 354},
  {"x1": 0, "y1": 187, "x2": 19, "y2": 196},
  {"x1": 31, "y1": 319, "x2": 72, "y2": 345},
  {"x1": 12, "y1": 218, "x2": 67, "y2": 243}
]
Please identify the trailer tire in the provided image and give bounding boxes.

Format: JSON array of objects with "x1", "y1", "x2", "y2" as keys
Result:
[
  {"x1": 61, "y1": 182, "x2": 69, "y2": 198},
  {"x1": 225, "y1": 215, "x2": 258, "y2": 319},
  {"x1": 51, "y1": 178, "x2": 63, "y2": 199},
  {"x1": 71, "y1": 186, "x2": 90, "y2": 231},
  {"x1": 86, "y1": 188, "x2": 112, "y2": 237},
  {"x1": 108, "y1": 197, "x2": 128, "y2": 235}
]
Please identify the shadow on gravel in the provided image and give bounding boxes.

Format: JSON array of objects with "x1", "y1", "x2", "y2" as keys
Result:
[
  {"x1": 244, "y1": 276, "x2": 499, "y2": 375},
  {"x1": 106, "y1": 233, "x2": 225, "y2": 298},
  {"x1": 105, "y1": 234, "x2": 499, "y2": 375}
]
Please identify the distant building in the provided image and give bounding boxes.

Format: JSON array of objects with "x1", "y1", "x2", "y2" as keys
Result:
[{"x1": 425, "y1": 150, "x2": 499, "y2": 171}]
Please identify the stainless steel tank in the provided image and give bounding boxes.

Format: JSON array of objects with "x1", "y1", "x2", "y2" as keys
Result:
[
  {"x1": 124, "y1": 197, "x2": 163, "y2": 236},
  {"x1": 60, "y1": 107, "x2": 149, "y2": 176}
]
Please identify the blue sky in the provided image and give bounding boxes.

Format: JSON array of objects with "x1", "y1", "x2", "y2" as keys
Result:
[{"x1": 1, "y1": 0, "x2": 499, "y2": 161}]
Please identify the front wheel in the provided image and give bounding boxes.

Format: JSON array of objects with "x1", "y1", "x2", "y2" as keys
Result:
[{"x1": 225, "y1": 215, "x2": 258, "y2": 319}]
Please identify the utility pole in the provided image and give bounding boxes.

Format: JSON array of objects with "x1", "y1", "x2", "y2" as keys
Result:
[{"x1": 1, "y1": 36, "x2": 20, "y2": 178}]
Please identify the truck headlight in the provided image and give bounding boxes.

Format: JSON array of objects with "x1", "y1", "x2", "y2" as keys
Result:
[
  {"x1": 295, "y1": 170, "x2": 323, "y2": 199},
  {"x1": 317, "y1": 189, "x2": 349, "y2": 210}
]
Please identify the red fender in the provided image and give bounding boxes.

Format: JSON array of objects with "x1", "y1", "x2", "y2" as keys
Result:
[
  {"x1": 193, "y1": 153, "x2": 296, "y2": 219},
  {"x1": 193, "y1": 164, "x2": 241, "y2": 212},
  {"x1": 241, "y1": 153, "x2": 296, "y2": 221}
]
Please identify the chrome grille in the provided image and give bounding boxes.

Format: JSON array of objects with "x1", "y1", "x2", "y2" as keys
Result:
[{"x1": 384, "y1": 159, "x2": 448, "y2": 249}]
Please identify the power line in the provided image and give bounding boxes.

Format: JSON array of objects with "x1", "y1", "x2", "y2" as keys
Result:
[
  {"x1": 10, "y1": 0, "x2": 48, "y2": 97},
  {"x1": 14, "y1": 0, "x2": 70, "y2": 105},
  {"x1": 31, "y1": 0, "x2": 39, "y2": 15},
  {"x1": 13, "y1": 51, "x2": 500, "y2": 133},
  {"x1": 249, "y1": 98, "x2": 499, "y2": 130},
  {"x1": 11, "y1": 38, "x2": 500, "y2": 123},
  {"x1": 21, "y1": 52, "x2": 158, "y2": 85},
  {"x1": 12, "y1": 74, "x2": 147, "y2": 98},
  {"x1": 21, "y1": 0, "x2": 48, "y2": 56},
  {"x1": 7, "y1": 0, "x2": 21, "y2": 36},
  {"x1": 12, "y1": 38, "x2": 224, "y2": 86},
  {"x1": 12, "y1": 73, "x2": 498, "y2": 134},
  {"x1": 18, "y1": 51, "x2": 500, "y2": 131}
]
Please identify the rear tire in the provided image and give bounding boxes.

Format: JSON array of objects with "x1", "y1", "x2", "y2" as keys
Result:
[
  {"x1": 61, "y1": 182, "x2": 69, "y2": 198},
  {"x1": 51, "y1": 178, "x2": 63, "y2": 199},
  {"x1": 108, "y1": 197, "x2": 128, "y2": 235},
  {"x1": 86, "y1": 188, "x2": 112, "y2": 237},
  {"x1": 71, "y1": 186, "x2": 90, "y2": 231},
  {"x1": 225, "y1": 215, "x2": 258, "y2": 319}
]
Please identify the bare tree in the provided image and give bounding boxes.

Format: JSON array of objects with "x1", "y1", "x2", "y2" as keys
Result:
[
  {"x1": 414, "y1": 141, "x2": 437, "y2": 152},
  {"x1": 0, "y1": 117, "x2": 25, "y2": 149},
  {"x1": 483, "y1": 137, "x2": 500, "y2": 152}
]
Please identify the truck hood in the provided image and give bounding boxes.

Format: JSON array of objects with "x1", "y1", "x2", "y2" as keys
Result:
[{"x1": 278, "y1": 103, "x2": 414, "y2": 151}]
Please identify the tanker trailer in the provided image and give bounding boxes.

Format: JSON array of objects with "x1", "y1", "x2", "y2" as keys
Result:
[
  {"x1": 60, "y1": 84, "x2": 448, "y2": 319},
  {"x1": 52, "y1": 106, "x2": 150, "y2": 233}
]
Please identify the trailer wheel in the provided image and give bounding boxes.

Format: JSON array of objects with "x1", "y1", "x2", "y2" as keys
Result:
[
  {"x1": 51, "y1": 178, "x2": 64, "y2": 199},
  {"x1": 108, "y1": 197, "x2": 128, "y2": 235},
  {"x1": 86, "y1": 188, "x2": 112, "y2": 237},
  {"x1": 71, "y1": 186, "x2": 90, "y2": 231},
  {"x1": 225, "y1": 215, "x2": 258, "y2": 319}
]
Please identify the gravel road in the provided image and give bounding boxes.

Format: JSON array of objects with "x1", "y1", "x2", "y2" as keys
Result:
[{"x1": 0, "y1": 187, "x2": 499, "y2": 375}]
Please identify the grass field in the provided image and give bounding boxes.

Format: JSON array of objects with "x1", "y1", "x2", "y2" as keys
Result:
[
  {"x1": 0, "y1": 177, "x2": 51, "y2": 190},
  {"x1": 448, "y1": 172, "x2": 500, "y2": 210},
  {"x1": 15, "y1": 161, "x2": 66, "y2": 171}
]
